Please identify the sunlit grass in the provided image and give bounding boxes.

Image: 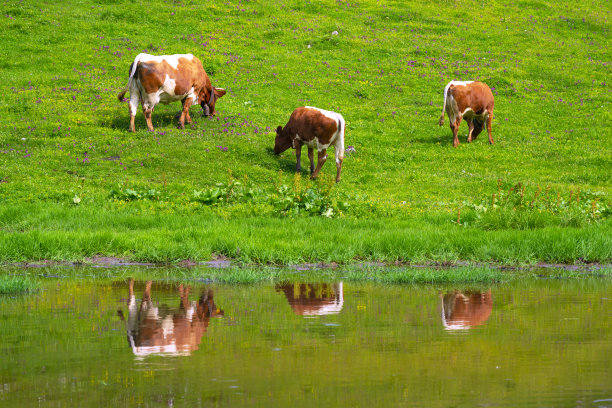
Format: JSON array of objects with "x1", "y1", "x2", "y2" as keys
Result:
[{"x1": 0, "y1": 0, "x2": 610, "y2": 264}]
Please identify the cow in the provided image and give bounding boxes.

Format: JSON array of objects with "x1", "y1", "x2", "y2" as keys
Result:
[
  {"x1": 276, "y1": 282, "x2": 344, "y2": 316},
  {"x1": 118, "y1": 279, "x2": 224, "y2": 358},
  {"x1": 117, "y1": 53, "x2": 226, "y2": 132},
  {"x1": 274, "y1": 106, "x2": 345, "y2": 183},
  {"x1": 438, "y1": 81, "x2": 495, "y2": 147},
  {"x1": 440, "y1": 290, "x2": 493, "y2": 331}
]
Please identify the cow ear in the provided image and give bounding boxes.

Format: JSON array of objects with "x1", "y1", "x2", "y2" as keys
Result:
[
  {"x1": 214, "y1": 88, "x2": 226, "y2": 98},
  {"x1": 276, "y1": 126, "x2": 282, "y2": 135}
]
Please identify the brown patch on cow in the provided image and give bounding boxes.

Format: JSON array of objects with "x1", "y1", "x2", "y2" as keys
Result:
[
  {"x1": 450, "y1": 82, "x2": 495, "y2": 118},
  {"x1": 441, "y1": 290, "x2": 493, "y2": 330}
]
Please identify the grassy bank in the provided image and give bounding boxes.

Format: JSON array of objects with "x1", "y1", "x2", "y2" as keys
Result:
[
  {"x1": 0, "y1": 0, "x2": 610, "y2": 264},
  {"x1": 1, "y1": 204, "x2": 610, "y2": 264},
  {"x1": 3, "y1": 264, "x2": 611, "y2": 286}
]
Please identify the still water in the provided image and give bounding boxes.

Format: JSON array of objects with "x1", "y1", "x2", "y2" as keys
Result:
[{"x1": 1, "y1": 272, "x2": 611, "y2": 407}]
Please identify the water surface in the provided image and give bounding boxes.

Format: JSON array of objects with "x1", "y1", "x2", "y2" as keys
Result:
[{"x1": 1, "y1": 271, "x2": 610, "y2": 407}]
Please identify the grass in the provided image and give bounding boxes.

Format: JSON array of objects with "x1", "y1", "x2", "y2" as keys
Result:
[
  {"x1": 0, "y1": 275, "x2": 39, "y2": 294},
  {"x1": 0, "y1": 0, "x2": 610, "y2": 265},
  {"x1": 2, "y1": 264, "x2": 610, "y2": 287}
]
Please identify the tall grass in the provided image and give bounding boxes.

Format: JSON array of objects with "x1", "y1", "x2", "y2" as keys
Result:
[{"x1": 0, "y1": 275, "x2": 39, "y2": 294}]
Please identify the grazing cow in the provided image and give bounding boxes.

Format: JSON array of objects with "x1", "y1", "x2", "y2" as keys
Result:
[
  {"x1": 274, "y1": 106, "x2": 345, "y2": 183},
  {"x1": 118, "y1": 279, "x2": 224, "y2": 357},
  {"x1": 438, "y1": 81, "x2": 494, "y2": 147},
  {"x1": 276, "y1": 282, "x2": 344, "y2": 316},
  {"x1": 117, "y1": 53, "x2": 226, "y2": 132},
  {"x1": 440, "y1": 290, "x2": 493, "y2": 331}
]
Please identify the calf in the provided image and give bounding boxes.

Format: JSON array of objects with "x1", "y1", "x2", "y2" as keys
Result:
[
  {"x1": 276, "y1": 282, "x2": 344, "y2": 316},
  {"x1": 438, "y1": 81, "x2": 494, "y2": 147},
  {"x1": 274, "y1": 106, "x2": 345, "y2": 182},
  {"x1": 440, "y1": 290, "x2": 493, "y2": 331},
  {"x1": 117, "y1": 53, "x2": 226, "y2": 132}
]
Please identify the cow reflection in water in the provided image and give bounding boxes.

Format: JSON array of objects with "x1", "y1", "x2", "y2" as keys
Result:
[
  {"x1": 276, "y1": 282, "x2": 343, "y2": 315},
  {"x1": 440, "y1": 290, "x2": 493, "y2": 331},
  {"x1": 119, "y1": 279, "x2": 223, "y2": 357}
]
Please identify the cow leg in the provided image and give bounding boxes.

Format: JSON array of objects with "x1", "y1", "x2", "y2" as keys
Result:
[
  {"x1": 126, "y1": 278, "x2": 137, "y2": 332},
  {"x1": 295, "y1": 143, "x2": 302, "y2": 173},
  {"x1": 486, "y1": 113, "x2": 494, "y2": 144},
  {"x1": 128, "y1": 94, "x2": 139, "y2": 132},
  {"x1": 311, "y1": 149, "x2": 328, "y2": 180},
  {"x1": 335, "y1": 152, "x2": 344, "y2": 183},
  {"x1": 467, "y1": 119, "x2": 474, "y2": 143},
  {"x1": 308, "y1": 148, "x2": 315, "y2": 175},
  {"x1": 139, "y1": 280, "x2": 153, "y2": 315},
  {"x1": 144, "y1": 107, "x2": 154, "y2": 132},
  {"x1": 178, "y1": 284, "x2": 191, "y2": 310},
  {"x1": 178, "y1": 98, "x2": 194, "y2": 129},
  {"x1": 451, "y1": 117, "x2": 462, "y2": 148},
  {"x1": 143, "y1": 281, "x2": 152, "y2": 303}
]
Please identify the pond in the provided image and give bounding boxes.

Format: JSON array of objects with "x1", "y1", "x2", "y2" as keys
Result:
[{"x1": 1, "y1": 269, "x2": 611, "y2": 407}]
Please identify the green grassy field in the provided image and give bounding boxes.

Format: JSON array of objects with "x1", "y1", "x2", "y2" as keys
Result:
[{"x1": 0, "y1": 0, "x2": 610, "y2": 265}]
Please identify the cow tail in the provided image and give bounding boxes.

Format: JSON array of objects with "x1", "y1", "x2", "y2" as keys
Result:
[
  {"x1": 117, "y1": 55, "x2": 142, "y2": 102},
  {"x1": 336, "y1": 115, "x2": 345, "y2": 160},
  {"x1": 439, "y1": 84, "x2": 450, "y2": 126}
]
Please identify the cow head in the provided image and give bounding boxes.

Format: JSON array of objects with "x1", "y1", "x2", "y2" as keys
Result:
[
  {"x1": 200, "y1": 87, "x2": 226, "y2": 117},
  {"x1": 472, "y1": 118, "x2": 484, "y2": 138},
  {"x1": 274, "y1": 126, "x2": 293, "y2": 154}
]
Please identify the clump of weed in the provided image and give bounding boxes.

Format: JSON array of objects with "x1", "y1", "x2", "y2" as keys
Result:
[
  {"x1": 191, "y1": 175, "x2": 347, "y2": 217},
  {"x1": 109, "y1": 185, "x2": 163, "y2": 202},
  {"x1": 458, "y1": 180, "x2": 610, "y2": 230},
  {"x1": 0, "y1": 275, "x2": 39, "y2": 295}
]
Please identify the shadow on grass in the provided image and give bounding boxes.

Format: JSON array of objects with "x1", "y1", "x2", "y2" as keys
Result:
[
  {"x1": 409, "y1": 133, "x2": 454, "y2": 145},
  {"x1": 269, "y1": 148, "x2": 320, "y2": 175},
  {"x1": 105, "y1": 106, "x2": 209, "y2": 132}
]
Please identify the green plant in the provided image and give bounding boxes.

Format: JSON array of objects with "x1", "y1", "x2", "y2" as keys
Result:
[{"x1": 460, "y1": 181, "x2": 610, "y2": 230}]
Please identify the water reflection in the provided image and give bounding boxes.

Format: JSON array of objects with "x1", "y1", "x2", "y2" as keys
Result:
[
  {"x1": 276, "y1": 282, "x2": 343, "y2": 315},
  {"x1": 440, "y1": 290, "x2": 493, "y2": 331},
  {"x1": 119, "y1": 279, "x2": 223, "y2": 357}
]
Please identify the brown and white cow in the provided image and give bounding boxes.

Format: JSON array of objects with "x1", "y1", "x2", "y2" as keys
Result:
[
  {"x1": 117, "y1": 53, "x2": 226, "y2": 132},
  {"x1": 440, "y1": 290, "x2": 493, "y2": 331},
  {"x1": 119, "y1": 279, "x2": 224, "y2": 358},
  {"x1": 438, "y1": 81, "x2": 494, "y2": 147},
  {"x1": 274, "y1": 106, "x2": 345, "y2": 183}
]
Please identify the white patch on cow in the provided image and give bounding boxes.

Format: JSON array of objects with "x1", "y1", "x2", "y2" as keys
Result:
[
  {"x1": 461, "y1": 107, "x2": 474, "y2": 117},
  {"x1": 136, "y1": 53, "x2": 194, "y2": 70},
  {"x1": 448, "y1": 80, "x2": 473, "y2": 88},
  {"x1": 445, "y1": 93, "x2": 459, "y2": 123}
]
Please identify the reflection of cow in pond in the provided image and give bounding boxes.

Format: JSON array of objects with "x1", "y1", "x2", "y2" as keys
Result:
[
  {"x1": 276, "y1": 282, "x2": 343, "y2": 316},
  {"x1": 440, "y1": 290, "x2": 493, "y2": 331},
  {"x1": 119, "y1": 280, "x2": 223, "y2": 357}
]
